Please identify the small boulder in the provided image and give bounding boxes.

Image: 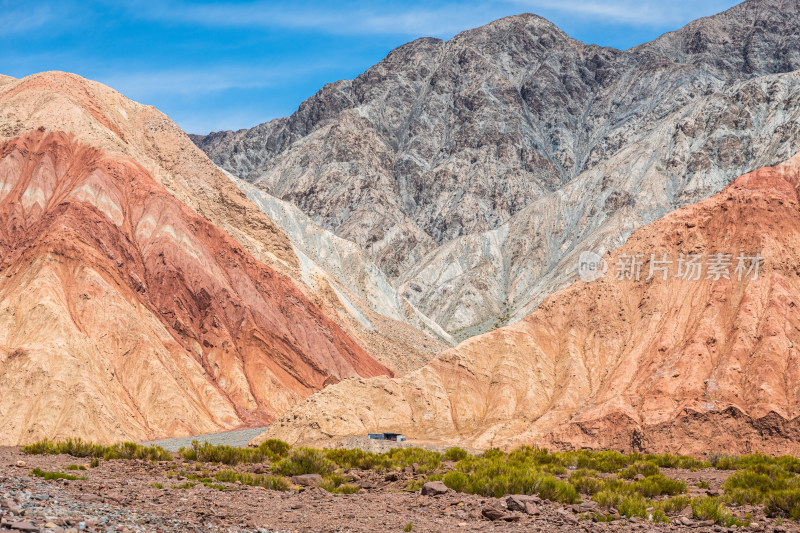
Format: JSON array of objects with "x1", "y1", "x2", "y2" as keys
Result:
[
  {"x1": 7, "y1": 521, "x2": 40, "y2": 532},
  {"x1": 482, "y1": 507, "x2": 519, "y2": 522},
  {"x1": 420, "y1": 481, "x2": 449, "y2": 496},
  {"x1": 291, "y1": 474, "x2": 322, "y2": 487},
  {"x1": 481, "y1": 507, "x2": 505, "y2": 521},
  {"x1": 384, "y1": 472, "x2": 399, "y2": 482},
  {"x1": 506, "y1": 494, "x2": 541, "y2": 514},
  {"x1": 572, "y1": 501, "x2": 599, "y2": 513},
  {"x1": 14, "y1": 461, "x2": 26, "y2": 468}
]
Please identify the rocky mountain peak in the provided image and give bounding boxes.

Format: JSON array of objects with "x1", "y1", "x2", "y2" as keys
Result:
[{"x1": 195, "y1": 2, "x2": 800, "y2": 337}]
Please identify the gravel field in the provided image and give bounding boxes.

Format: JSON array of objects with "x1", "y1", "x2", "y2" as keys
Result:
[{"x1": 143, "y1": 428, "x2": 268, "y2": 451}]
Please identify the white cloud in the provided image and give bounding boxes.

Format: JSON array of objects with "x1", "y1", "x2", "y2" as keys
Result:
[
  {"x1": 98, "y1": 61, "x2": 337, "y2": 102},
  {"x1": 0, "y1": 3, "x2": 59, "y2": 35},
  {"x1": 506, "y1": 0, "x2": 738, "y2": 26},
  {"x1": 129, "y1": 0, "x2": 740, "y2": 37}
]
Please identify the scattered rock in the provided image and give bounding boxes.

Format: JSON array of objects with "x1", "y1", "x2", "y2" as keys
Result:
[
  {"x1": 506, "y1": 494, "x2": 541, "y2": 514},
  {"x1": 290, "y1": 474, "x2": 322, "y2": 487},
  {"x1": 420, "y1": 481, "x2": 449, "y2": 496}
]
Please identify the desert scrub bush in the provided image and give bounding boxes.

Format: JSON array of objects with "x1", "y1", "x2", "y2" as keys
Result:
[
  {"x1": 323, "y1": 448, "x2": 379, "y2": 471},
  {"x1": 273, "y1": 448, "x2": 338, "y2": 476},
  {"x1": 30, "y1": 468, "x2": 86, "y2": 481},
  {"x1": 568, "y1": 469, "x2": 605, "y2": 495},
  {"x1": 258, "y1": 439, "x2": 291, "y2": 458},
  {"x1": 691, "y1": 496, "x2": 746, "y2": 526},
  {"x1": 644, "y1": 453, "x2": 709, "y2": 470},
  {"x1": 150, "y1": 482, "x2": 164, "y2": 489},
  {"x1": 374, "y1": 447, "x2": 442, "y2": 473},
  {"x1": 617, "y1": 495, "x2": 668, "y2": 522},
  {"x1": 658, "y1": 495, "x2": 691, "y2": 514},
  {"x1": 537, "y1": 475, "x2": 579, "y2": 503},
  {"x1": 696, "y1": 480, "x2": 709, "y2": 489},
  {"x1": 178, "y1": 440, "x2": 272, "y2": 465},
  {"x1": 593, "y1": 490, "x2": 624, "y2": 508},
  {"x1": 765, "y1": 488, "x2": 800, "y2": 519},
  {"x1": 571, "y1": 450, "x2": 632, "y2": 473},
  {"x1": 442, "y1": 465, "x2": 578, "y2": 503},
  {"x1": 630, "y1": 474, "x2": 687, "y2": 498},
  {"x1": 65, "y1": 464, "x2": 87, "y2": 471},
  {"x1": 23, "y1": 438, "x2": 171, "y2": 461},
  {"x1": 319, "y1": 474, "x2": 360, "y2": 494},
  {"x1": 213, "y1": 469, "x2": 291, "y2": 491},
  {"x1": 443, "y1": 447, "x2": 469, "y2": 462},
  {"x1": 722, "y1": 463, "x2": 798, "y2": 507},
  {"x1": 574, "y1": 471, "x2": 685, "y2": 500},
  {"x1": 172, "y1": 481, "x2": 198, "y2": 489},
  {"x1": 712, "y1": 452, "x2": 795, "y2": 472},
  {"x1": 619, "y1": 461, "x2": 660, "y2": 479}
]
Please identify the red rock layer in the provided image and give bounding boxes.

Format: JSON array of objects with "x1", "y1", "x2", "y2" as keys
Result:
[{"x1": 0, "y1": 130, "x2": 390, "y2": 444}]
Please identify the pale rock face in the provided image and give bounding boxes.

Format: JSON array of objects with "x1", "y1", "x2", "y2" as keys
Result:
[
  {"x1": 195, "y1": 0, "x2": 800, "y2": 338},
  {"x1": 257, "y1": 151, "x2": 800, "y2": 456},
  {"x1": 230, "y1": 174, "x2": 454, "y2": 348}
]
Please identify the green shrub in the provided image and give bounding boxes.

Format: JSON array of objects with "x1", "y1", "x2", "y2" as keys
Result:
[
  {"x1": 691, "y1": 497, "x2": 745, "y2": 526},
  {"x1": 659, "y1": 495, "x2": 691, "y2": 514},
  {"x1": 23, "y1": 438, "x2": 171, "y2": 461},
  {"x1": 319, "y1": 473, "x2": 360, "y2": 494},
  {"x1": 537, "y1": 475, "x2": 579, "y2": 503},
  {"x1": 213, "y1": 469, "x2": 291, "y2": 491},
  {"x1": 258, "y1": 439, "x2": 291, "y2": 458},
  {"x1": 619, "y1": 461, "x2": 660, "y2": 479},
  {"x1": 65, "y1": 464, "x2": 87, "y2": 471},
  {"x1": 178, "y1": 440, "x2": 270, "y2": 465},
  {"x1": 443, "y1": 447, "x2": 469, "y2": 462},
  {"x1": 645, "y1": 453, "x2": 709, "y2": 470},
  {"x1": 765, "y1": 488, "x2": 800, "y2": 519},
  {"x1": 631, "y1": 474, "x2": 686, "y2": 498},
  {"x1": 569, "y1": 469, "x2": 605, "y2": 495},
  {"x1": 617, "y1": 495, "x2": 649, "y2": 519},
  {"x1": 593, "y1": 490, "x2": 623, "y2": 508},
  {"x1": 273, "y1": 448, "x2": 338, "y2": 476},
  {"x1": 30, "y1": 468, "x2": 86, "y2": 481}
]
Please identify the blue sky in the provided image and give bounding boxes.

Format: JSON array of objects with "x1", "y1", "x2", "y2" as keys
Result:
[{"x1": 0, "y1": 0, "x2": 742, "y2": 134}]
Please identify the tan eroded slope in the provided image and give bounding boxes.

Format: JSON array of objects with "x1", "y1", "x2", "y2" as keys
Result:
[{"x1": 258, "y1": 152, "x2": 800, "y2": 455}]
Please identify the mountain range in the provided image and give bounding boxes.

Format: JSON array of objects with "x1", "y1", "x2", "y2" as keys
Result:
[
  {"x1": 195, "y1": 0, "x2": 800, "y2": 340},
  {"x1": 3, "y1": 0, "x2": 800, "y2": 454}
]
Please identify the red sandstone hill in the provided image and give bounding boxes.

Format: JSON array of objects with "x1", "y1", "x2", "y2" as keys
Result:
[
  {"x1": 0, "y1": 73, "x2": 392, "y2": 445},
  {"x1": 258, "y1": 151, "x2": 800, "y2": 456}
]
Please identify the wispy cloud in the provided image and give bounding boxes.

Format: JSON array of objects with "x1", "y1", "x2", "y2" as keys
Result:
[
  {"x1": 0, "y1": 3, "x2": 61, "y2": 35},
  {"x1": 98, "y1": 61, "x2": 340, "y2": 102},
  {"x1": 127, "y1": 1, "x2": 504, "y2": 37},
  {"x1": 506, "y1": 0, "x2": 738, "y2": 26},
  {"x1": 127, "y1": 0, "x2": 740, "y2": 37}
]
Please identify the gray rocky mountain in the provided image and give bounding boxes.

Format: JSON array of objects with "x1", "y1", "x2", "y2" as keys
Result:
[{"x1": 194, "y1": 0, "x2": 800, "y2": 338}]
